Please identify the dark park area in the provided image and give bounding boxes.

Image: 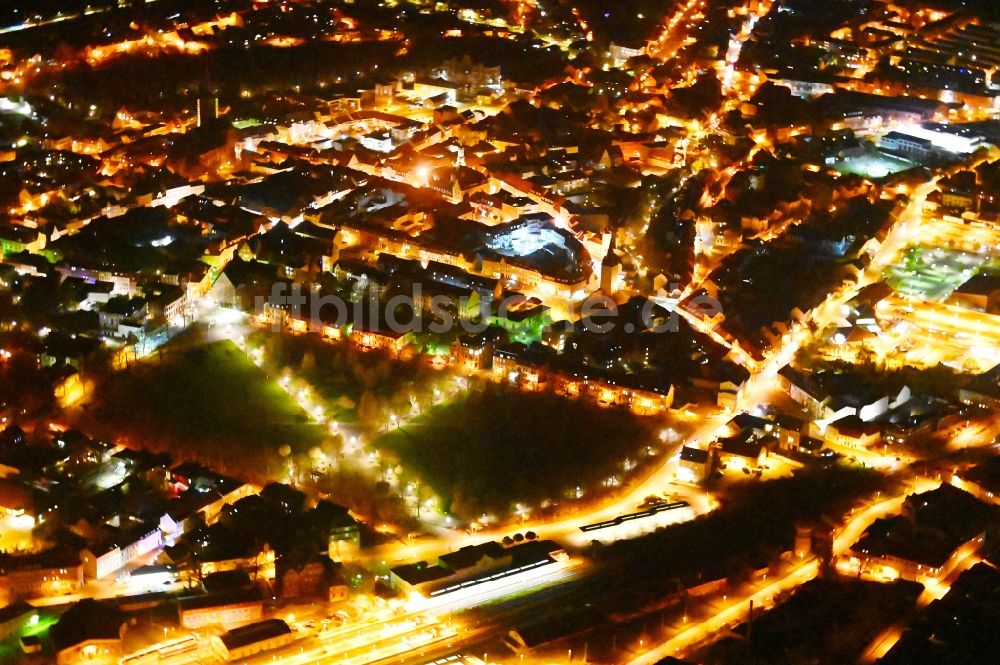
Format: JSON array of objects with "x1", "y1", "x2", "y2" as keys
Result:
[{"x1": 376, "y1": 384, "x2": 664, "y2": 519}]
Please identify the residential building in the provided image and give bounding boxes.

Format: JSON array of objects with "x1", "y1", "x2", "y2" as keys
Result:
[
  {"x1": 775, "y1": 414, "x2": 807, "y2": 452},
  {"x1": 5, "y1": 549, "x2": 83, "y2": 599},
  {"x1": 824, "y1": 414, "x2": 881, "y2": 449},
  {"x1": 0, "y1": 225, "x2": 46, "y2": 257},
  {"x1": 98, "y1": 296, "x2": 147, "y2": 334},
  {"x1": 348, "y1": 325, "x2": 411, "y2": 355},
  {"x1": 80, "y1": 522, "x2": 163, "y2": 579}
]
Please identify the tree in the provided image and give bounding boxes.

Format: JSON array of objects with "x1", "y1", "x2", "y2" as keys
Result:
[
  {"x1": 669, "y1": 71, "x2": 723, "y2": 120},
  {"x1": 80, "y1": 344, "x2": 114, "y2": 385},
  {"x1": 358, "y1": 390, "x2": 384, "y2": 432},
  {"x1": 300, "y1": 349, "x2": 316, "y2": 374}
]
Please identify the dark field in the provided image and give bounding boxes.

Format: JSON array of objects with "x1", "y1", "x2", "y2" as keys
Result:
[
  {"x1": 376, "y1": 384, "x2": 662, "y2": 519},
  {"x1": 79, "y1": 333, "x2": 323, "y2": 466}
]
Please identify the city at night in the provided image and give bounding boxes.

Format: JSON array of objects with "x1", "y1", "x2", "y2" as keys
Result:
[{"x1": 0, "y1": 0, "x2": 999, "y2": 663}]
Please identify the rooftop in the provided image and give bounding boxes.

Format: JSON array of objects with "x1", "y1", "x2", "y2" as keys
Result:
[{"x1": 220, "y1": 619, "x2": 291, "y2": 651}]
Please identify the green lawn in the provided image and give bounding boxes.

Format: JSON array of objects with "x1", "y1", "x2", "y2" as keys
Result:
[
  {"x1": 82, "y1": 334, "x2": 323, "y2": 463},
  {"x1": 375, "y1": 385, "x2": 661, "y2": 519},
  {"x1": 831, "y1": 150, "x2": 916, "y2": 180}
]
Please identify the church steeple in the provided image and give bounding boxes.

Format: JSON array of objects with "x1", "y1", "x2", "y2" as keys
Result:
[{"x1": 600, "y1": 231, "x2": 622, "y2": 294}]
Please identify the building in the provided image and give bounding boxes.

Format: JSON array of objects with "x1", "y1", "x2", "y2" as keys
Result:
[
  {"x1": 777, "y1": 366, "x2": 830, "y2": 419},
  {"x1": 348, "y1": 325, "x2": 411, "y2": 355},
  {"x1": 824, "y1": 414, "x2": 881, "y2": 449},
  {"x1": 190, "y1": 541, "x2": 276, "y2": 580},
  {"x1": 880, "y1": 131, "x2": 934, "y2": 160},
  {"x1": 610, "y1": 41, "x2": 647, "y2": 67},
  {"x1": 0, "y1": 601, "x2": 37, "y2": 641},
  {"x1": 50, "y1": 600, "x2": 125, "y2": 665},
  {"x1": 196, "y1": 96, "x2": 220, "y2": 128},
  {"x1": 214, "y1": 619, "x2": 294, "y2": 662},
  {"x1": 504, "y1": 608, "x2": 606, "y2": 657},
  {"x1": 584, "y1": 377, "x2": 674, "y2": 414},
  {"x1": 951, "y1": 458, "x2": 1000, "y2": 507},
  {"x1": 770, "y1": 72, "x2": 841, "y2": 99},
  {"x1": 715, "y1": 432, "x2": 772, "y2": 470},
  {"x1": 98, "y1": 296, "x2": 147, "y2": 335},
  {"x1": 677, "y1": 446, "x2": 714, "y2": 483},
  {"x1": 0, "y1": 225, "x2": 46, "y2": 257},
  {"x1": 819, "y1": 91, "x2": 943, "y2": 131},
  {"x1": 437, "y1": 541, "x2": 512, "y2": 582},
  {"x1": 5, "y1": 548, "x2": 84, "y2": 599},
  {"x1": 492, "y1": 344, "x2": 549, "y2": 391},
  {"x1": 178, "y1": 588, "x2": 264, "y2": 630},
  {"x1": 389, "y1": 560, "x2": 452, "y2": 595},
  {"x1": 113, "y1": 448, "x2": 171, "y2": 490},
  {"x1": 426, "y1": 165, "x2": 490, "y2": 203},
  {"x1": 412, "y1": 78, "x2": 460, "y2": 104},
  {"x1": 55, "y1": 263, "x2": 136, "y2": 296},
  {"x1": 390, "y1": 540, "x2": 565, "y2": 598},
  {"x1": 454, "y1": 328, "x2": 507, "y2": 372},
  {"x1": 147, "y1": 285, "x2": 188, "y2": 324},
  {"x1": 958, "y1": 365, "x2": 1000, "y2": 409},
  {"x1": 207, "y1": 259, "x2": 277, "y2": 309},
  {"x1": 160, "y1": 464, "x2": 257, "y2": 534},
  {"x1": 80, "y1": 522, "x2": 163, "y2": 579},
  {"x1": 939, "y1": 171, "x2": 978, "y2": 210},
  {"x1": 878, "y1": 562, "x2": 1000, "y2": 664},
  {"x1": 431, "y1": 55, "x2": 502, "y2": 97},
  {"x1": 880, "y1": 124, "x2": 986, "y2": 161},
  {"x1": 599, "y1": 245, "x2": 622, "y2": 295},
  {"x1": 949, "y1": 274, "x2": 1000, "y2": 313},
  {"x1": 327, "y1": 570, "x2": 349, "y2": 602},
  {"x1": 726, "y1": 413, "x2": 774, "y2": 438},
  {"x1": 798, "y1": 436, "x2": 827, "y2": 457},
  {"x1": 202, "y1": 569, "x2": 256, "y2": 595},
  {"x1": 372, "y1": 77, "x2": 398, "y2": 104},
  {"x1": 339, "y1": 212, "x2": 592, "y2": 298},
  {"x1": 846, "y1": 484, "x2": 993, "y2": 583},
  {"x1": 277, "y1": 560, "x2": 331, "y2": 601},
  {"x1": 360, "y1": 130, "x2": 395, "y2": 153},
  {"x1": 775, "y1": 414, "x2": 807, "y2": 452},
  {"x1": 309, "y1": 500, "x2": 361, "y2": 561}
]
